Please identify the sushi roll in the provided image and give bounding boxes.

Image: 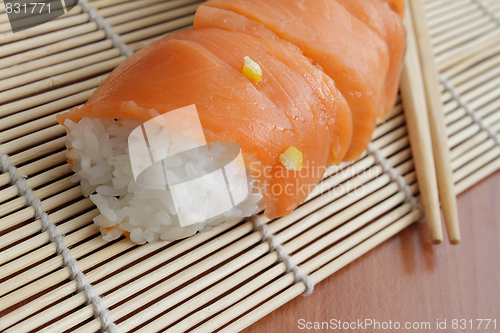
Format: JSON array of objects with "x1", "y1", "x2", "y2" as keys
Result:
[
  {"x1": 58, "y1": 0, "x2": 405, "y2": 244},
  {"x1": 58, "y1": 25, "x2": 353, "y2": 244}
]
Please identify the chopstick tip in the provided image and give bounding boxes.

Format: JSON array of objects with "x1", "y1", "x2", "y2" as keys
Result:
[{"x1": 432, "y1": 238, "x2": 443, "y2": 245}]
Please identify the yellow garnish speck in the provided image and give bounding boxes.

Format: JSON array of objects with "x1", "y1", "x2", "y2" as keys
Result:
[
  {"x1": 242, "y1": 56, "x2": 262, "y2": 83},
  {"x1": 279, "y1": 146, "x2": 303, "y2": 171}
]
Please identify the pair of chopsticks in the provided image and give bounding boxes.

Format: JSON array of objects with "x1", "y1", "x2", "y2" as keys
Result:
[{"x1": 400, "y1": 0, "x2": 461, "y2": 244}]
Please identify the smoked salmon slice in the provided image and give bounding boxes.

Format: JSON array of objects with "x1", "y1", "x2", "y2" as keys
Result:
[
  {"x1": 197, "y1": 0, "x2": 390, "y2": 161},
  {"x1": 336, "y1": 0, "x2": 406, "y2": 120},
  {"x1": 58, "y1": 27, "x2": 352, "y2": 218}
]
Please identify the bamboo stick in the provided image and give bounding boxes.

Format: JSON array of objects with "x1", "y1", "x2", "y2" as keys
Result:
[
  {"x1": 426, "y1": 0, "x2": 470, "y2": 20},
  {"x1": 0, "y1": 22, "x2": 10, "y2": 34},
  {"x1": 0, "y1": 49, "x2": 120, "y2": 91},
  {"x1": 8, "y1": 137, "x2": 65, "y2": 167},
  {"x1": 0, "y1": 57, "x2": 123, "y2": 104},
  {"x1": 0, "y1": 114, "x2": 59, "y2": 143},
  {"x1": 0, "y1": 177, "x2": 74, "y2": 221},
  {"x1": 444, "y1": 86, "x2": 500, "y2": 122},
  {"x1": 0, "y1": 185, "x2": 81, "y2": 233},
  {"x1": 0, "y1": 21, "x2": 99, "y2": 58},
  {"x1": 424, "y1": 0, "x2": 454, "y2": 12},
  {"x1": 448, "y1": 115, "x2": 500, "y2": 149},
  {"x1": 435, "y1": 32, "x2": 500, "y2": 71},
  {"x1": 432, "y1": 1, "x2": 500, "y2": 38},
  {"x1": 0, "y1": 202, "x2": 96, "y2": 264},
  {"x1": 0, "y1": 164, "x2": 71, "y2": 204},
  {"x1": 441, "y1": 75, "x2": 500, "y2": 112},
  {"x1": 400, "y1": 4, "x2": 443, "y2": 244},
  {"x1": 454, "y1": 146, "x2": 500, "y2": 183},
  {"x1": 433, "y1": 23, "x2": 497, "y2": 55},
  {"x1": 1, "y1": 163, "x2": 416, "y2": 330},
  {"x1": 431, "y1": 11, "x2": 486, "y2": 38},
  {"x1": 108, "y1": 1, "x2": 201, "y2": 28},
  {"x1": 447, "y1": 54, "x2": 500, "y2": 90},
  {"x1": 443, "y1": 52, "x2": 500, "y2": 87},
  {"x1": 0, "y1": 151, "x2": 67, "y2": 187},
  {"x1": 97, "y1": 0, "x2": 166, "y2": 17},
  {"x1": 271, "y1": 165, "x2": 413, "y2": 241},
  {"x1": 0, "y1": 13, "x2": 90, "y2": 45},
  {"x1": 85, "y1": 233, "x2": 266, "y2": 333},
  {"x1": 305, "y1": 138, "x2": 409, "y2": 206},
  {"x1": 455, "y1": 156, "x2": 500, "y2": 194},
  {"x1": 373, "y1": 114, "x2": 405, "y2": 140},
  {"x1": 433, "y1": 16, "x2": 496, "y2": 46},
  {"x1": 0, "y1": 125, "x2": 66, "y2": 155},
  {"x1": 112, "y1": 3, "x2": 200, "y2": 34},
  {"x1": 441, "y1": 43, "x2": 500, "y2": 79},
  {"x1": 0, "y1": 75, "x2": 105, "y2": 118},
  {"x1": 90, "y1": 0, "x2": 136, "y2": 9},
  {"x1": 119, "y1": 15, "x2": 194, "y2": 43},
  {"x1": 452, "y1": 75, "x2": 500, "y2": 102},
  {"x1": 427, "y1": 2, "x2": 477, "y2": 28},
  {"x1": 0, "y1": 218, "x2": 98, "y2": 278},
  {"x1": 0, "y1": 238, "x2": 127, "y2": 313},
  {"x1": 410, "y1": 0, "x2": 460, "y2": 244},
  {"x1": 443, "y1": 76, "x2": 500, "y2": 118},
  {"x1": 452, "y1": 138, "x2": 497, "y2": 171},
  {"x1": 449, "y1": 123, "x2": 484, "y2": 149},
  {"x1": 447, "y1": 103, "x2": 500, "y2": 137},
  {"x1": 0, "y1": 94, "x2": 90, "y2": 132},
  {"x1": 450, "y1": 122, "x2": 500, "y2": 160},
  {"x1": 374, "y1": 127, "x2": 408, "y2": 151},
  {"x1": 0, "y1": 31, "x2": 105, "y2": 69}
]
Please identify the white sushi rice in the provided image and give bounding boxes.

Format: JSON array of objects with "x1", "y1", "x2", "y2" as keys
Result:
[{"x1": 64, "y1": 117, "x2": 263, "y2": 244}]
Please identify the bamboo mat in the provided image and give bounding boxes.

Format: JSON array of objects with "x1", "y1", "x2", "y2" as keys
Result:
[
  {"x1": 0, "y1": 0, "x2": 498, "y2": 332},
  {"x1": 426, "y1": 0, "x2": 500, "y2": 193}
]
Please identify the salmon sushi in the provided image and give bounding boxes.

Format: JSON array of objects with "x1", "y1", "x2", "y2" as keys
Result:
[
  {"x1": 57, "y1": 26, "x2": 352, "y2": 243},
  {"x1": 58, "y1": 0, "x2": 406, "y2": 244}
]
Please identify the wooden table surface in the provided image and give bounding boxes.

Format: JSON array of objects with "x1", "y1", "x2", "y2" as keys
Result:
[{"x1": 243, "y1": 171, "x2": 500, "y2": 333}]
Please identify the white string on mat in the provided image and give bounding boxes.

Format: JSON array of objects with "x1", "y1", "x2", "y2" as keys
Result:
[
  {"x1": 472, "y1": 0, "x2": 500, "y2": 27},
  {"x1": 79, "y1": 0, "x2": 134, "y2": 58},
  {"x1": 366, "y1": 143, "x2": 422, "y2": 213},
  {"x1": 252, "y1": 215, "x2": 314, "y2": 296},
  {"x1": 0, "y1": 145, "x2": 117, "y2": 333},
  {"x1": 439, "y1": 74, "x2": 500, "y2": 147}
]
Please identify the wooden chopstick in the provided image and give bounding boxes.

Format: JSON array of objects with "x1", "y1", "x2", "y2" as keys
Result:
[
  {"x1": 400, "y1": 1, "x2": 444, "y2": 244},
  {"x1": 409, "y1": 0, "x2": 461, "y2": 244}
]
